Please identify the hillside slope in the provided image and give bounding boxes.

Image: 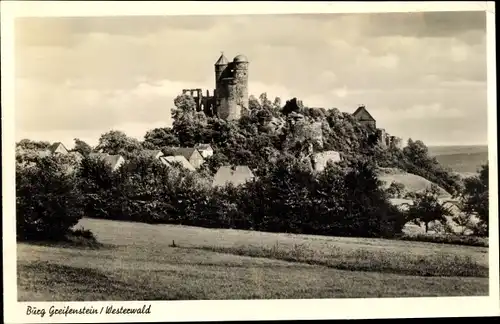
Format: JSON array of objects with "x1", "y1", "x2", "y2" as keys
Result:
[{"x1": 376, "y1": 167, "x2": 451, "y2": 198}]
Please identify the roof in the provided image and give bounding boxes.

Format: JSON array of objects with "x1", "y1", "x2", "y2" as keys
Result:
[
  {"x1": 89, "y1": 152, "x2": 108, "y2": 159},
  {"x1": 352, "y1": 105, "x2": 375, "y2": 121},
  {"x1": 212, "y1": 165, "x2": 255, "y2": 187},
  {"x1": 103, "y1": 155, "x2": 123, "y2": 168},
  {"x1": 170, "y1": 147, "x2": 199, "y2": 160},
  {"x1": 215, "y1": 53, "x2": 229, "y2": 66},
  {"x1": 48, "y1": 142, "x2": 67, "y2": 154},
  {"x1": 89, "y1": 152, "x2": 123, "y2": 168},
  {"x1": 162, "y1": 156, "x2": 196, "y2": 171},
  {"x1": 233, "y1": 54, "x2": 248, "y2": 63},
  {"x1": 142, "y1": 149, "x2": 164, "y2": 158}
]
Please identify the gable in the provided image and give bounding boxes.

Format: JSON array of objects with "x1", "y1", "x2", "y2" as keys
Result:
[
  {"x1": 142, "y1": 150, "x2": 164, "y2": 159},
  {"x1": 353, "y1": 106, "x2": 375, "y2": 122},
  {"x1": 195, "y1": 144, "x2": 213, "y2": 151},
  {"x1": 49, "y1": 142, "x2": 68, "y2": 154},
  {"x1": 213, "y1": 165, "x2": 254, "y2": 187},
  {"x1": 171, "y1": 147, "x2": 199, "y2": 161},
  {"x1": 163, "y1": 155, "x2": 196, "y2": 171}
]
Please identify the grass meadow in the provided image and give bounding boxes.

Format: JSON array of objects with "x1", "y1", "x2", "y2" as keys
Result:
[{"x1": 18, "y1": 217, "x2": 489, "y2": 301}]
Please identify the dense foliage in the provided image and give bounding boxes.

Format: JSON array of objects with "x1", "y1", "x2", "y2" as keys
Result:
[
  {"x1": 16, "y1": 155, "x2": 83, "y2": 241},
  {"x1": 456, "y1": 163, "x2": 489, "y2": 236},
  {"x1": 405, "y1": 185, "x2": 454, "y2": 233},
  {"x1": 16, "y1": 92, "x2": 485, "y2": 241}
]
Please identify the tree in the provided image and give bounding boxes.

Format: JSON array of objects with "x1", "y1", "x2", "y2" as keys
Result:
[
  {"x1": 95, "y1": 130, "x2": 143, "y2": 157},
  {"x1": 172, "y1": 94, "x2": 198, "y2": 123},
  {"x1": 171, "y1": 94, "x2": 210, "y2": 147},
  {"x1": 403, "y1": 139, "x2": 429, "y2": 165},
  {"x1": 17, "y1": 155, "x2": 84, "y2": 241},
  {"x1": 386, "y1": 181, "x2": 406, "y2": 198},
  {"x1": 77, "y1": 155, "x2": 118, "y2": 220},
  {"x1": 248, "y1": 95, "x2": 262, "y2": 112},
  {"x1": 272, "y1": 97, "x2": 282, "y2": 111},
  {"x1": 406, "y1": 185, "x2": 454, "y2": 233},
  {"x1": 16, "y1": 139, "x2": 51, "y2": 151},
  {"x1": 143, "y1": 127, "x2": 180, "y2": 148},
  {"x1": 73, "y1": 138, "x2": 93, "y2": 156},
  {"x1": 341, "y1": 160, "x2": 402, "y2": 237},
  {"x1": 259, "y1": 92, "x2": 273, "y2": 110},
  {"x1": 281, "y1": 98, "x2": 302, "y2": 115}
]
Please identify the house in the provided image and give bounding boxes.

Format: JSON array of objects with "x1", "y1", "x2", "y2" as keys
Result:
[
  {"x1": 46, "y1": 142, "x2": 69, "y2": 155},
  {"x1": 89, "y1": 152, "x2": 125, "y2": 171},
  {"x1": 195, "y1": 144, "x2": 214, "y2": 159},
  {"x1": 169, "y1": 147, "x2": 205, "y2": 169},
  {"x1": 352, "y1": 105, "x2": 376, "y2": 129},
  {"x1": 141, "y1": 149, "x2": 164, "y2": 159},
  {"x1": 312, "y1": 151, "x2": 341, "y2": 172},
  {"x1": 160, "y1": 155, "x2": 196, "y2": 171},
  {"x1": 212, "y1": 165, "x2": 255, "y2": 187}
]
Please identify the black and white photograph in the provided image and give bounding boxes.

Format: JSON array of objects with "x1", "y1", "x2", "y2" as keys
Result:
[{"x1": 2, "y1": 1, "x2": 498, "y2": 322}]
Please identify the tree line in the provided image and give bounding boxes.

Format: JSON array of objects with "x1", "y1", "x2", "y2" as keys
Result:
[{"x1": 15, "y1": 93, "x2": 489, "y2": 242}]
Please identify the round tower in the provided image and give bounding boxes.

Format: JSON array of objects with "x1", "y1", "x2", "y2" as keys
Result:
[
  {"x1": 229, "y1": 54, "x2": 249, "y2": 120},
  {"x1": 214, "y1": 52, "x2": 228, "y2": 85}
]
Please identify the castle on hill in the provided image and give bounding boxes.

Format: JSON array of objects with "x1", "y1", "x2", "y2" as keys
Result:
[
  {"x1": 182, "y1": 52, "x2": 249, "y2": 121},
  {"x1": 181, "y1": 52, "x2": 400, "y2": 149}
]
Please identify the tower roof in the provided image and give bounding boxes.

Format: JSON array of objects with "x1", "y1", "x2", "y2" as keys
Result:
[
  {"x1": 215, "y1": 53, "x2": 229, "y2": 66},
  {"x1": 233, "y1": 54, "x2": 248, "y2": 63}
]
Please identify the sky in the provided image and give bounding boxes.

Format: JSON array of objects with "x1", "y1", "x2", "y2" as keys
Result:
[{"x1": 14, "y1": 11, "x2": 488, "y2": 148}]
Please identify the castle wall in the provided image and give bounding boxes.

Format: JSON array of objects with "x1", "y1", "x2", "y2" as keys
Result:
[
  {"x1": 218, "y1": 96, "x2": 230, "y2": 120},
  {"x1": 231, "y1": 61, "x2": 249, "y2": 120},
  {"x1": 225, "y1": 80, "x2": 242, "y2": 121}
]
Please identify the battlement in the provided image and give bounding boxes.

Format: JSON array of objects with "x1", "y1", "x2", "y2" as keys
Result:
[{"x1": 182, "y1": 88, "x2": 217, "y2": 117}]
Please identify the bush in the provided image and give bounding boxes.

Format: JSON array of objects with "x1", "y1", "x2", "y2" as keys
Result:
[
  {"x1": 459, "y1": 163, "x2": 489, "y2": 235},
  {"x1": 78, "y1": 152, "x2": 406, "y2": 239},
  {"x1": 16, "y1": 155, "x2": 84, "y2": 241},
  {"x1": 405, "y1": 185, "x2": 454, "y2": 233},
  {"x1": 386, "y1": 181, "x2": 406, "y2": 198},
  {"x1": 77, "y1": 156, "x2": 120, "y2": 220}
]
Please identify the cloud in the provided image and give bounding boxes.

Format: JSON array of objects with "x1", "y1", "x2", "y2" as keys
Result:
[
  {"x1": 14, "y1": 12, "x2": 488, "y2": 146},
  {"x1": 331, "y1": 86, "x2": 349, "y2": 99},
  {"x1": 356, "y1": 11, "x2": 486, "y2": 39},
  {"x1": 15, "y1": 77, "x2": 181, "y2": 134},
  {"x1": 382, "y1": 103, "x2": 465, "y2": 120}
]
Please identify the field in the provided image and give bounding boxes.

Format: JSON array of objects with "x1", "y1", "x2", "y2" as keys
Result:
[
  {"x1": 377, "y1": 167, "x2": 451, "y2": 198},
  {"x1": 427, "y1": 145, "x2": 488, "y2": 175},
  {"x1": 18, "y1": 217, "x2": 489, "y2": 301}
]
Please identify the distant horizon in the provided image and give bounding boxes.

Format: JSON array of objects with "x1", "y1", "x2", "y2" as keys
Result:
[{"x1": 15, "y1": 133, "x2": 489, "y2": 151}]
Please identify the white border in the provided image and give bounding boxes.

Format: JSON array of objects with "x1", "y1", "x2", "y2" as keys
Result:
[{"x1": 2, "y1": 1, "x2": 498, "y2": 322}]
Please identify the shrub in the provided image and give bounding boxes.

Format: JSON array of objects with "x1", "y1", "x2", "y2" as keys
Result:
[
  {"x1": 16, "y1": 155, "x2": 84, "y2": 241},
  {"x1": 459, "y1": 163, "x2": 489, "y2": 235},
  {"x1": 386, "y1": 181, "x2": 406, "y2": 198},
  {"x1": 405, "y1": 184, "x2": 454, "y2": 233},
  {"x1": 77, "y1": 156, "x2": 119, "y2": 220}
]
